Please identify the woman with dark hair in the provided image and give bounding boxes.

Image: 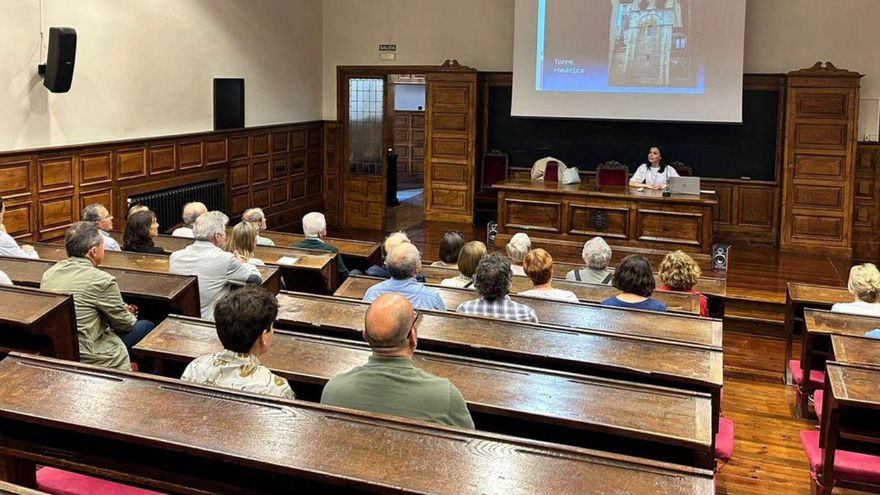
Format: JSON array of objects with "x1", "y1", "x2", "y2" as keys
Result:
[
  {"x1": 431, "y1": 230, "x2": 465, "y2": 269},
  {"x1": 601, "y1": 255, "x2": 667, "y2": 312},
  {"x1": 629, "y1": 146, "x2": 679, "y2": 190},
  {"x1": 123, "y1": 210, "x2": 165, "y2": 254}
]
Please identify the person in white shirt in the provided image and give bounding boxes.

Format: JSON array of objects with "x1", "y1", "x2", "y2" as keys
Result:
[
  {"x1": 629, "y1": 146, "x2": 679, "y2": 190},
  {"x1": 169, "y1": 211, "x2": 261, "y2": 320},
  {"x1": 505, "y1": 232, "x2": 531, "y2": 277},
  {"x1": 171, "y1": 202, "x2": 207, "y2": 238},
  {"x1": 831, "y1": 263, "x2": 880, "y2": 318},
  {"x1": 518, "y1": 248, "x2": 580, "y2": 303},
  {"x1": 242, "y1": 208, "x2": 275, "y2": 246},
  {"x1": 0, "y1": 198, "x2": 38, "y2": 259},
  {"x1": 81, "y1": 203, "x2": 120, "y2": 251},
  {"x1": 441, "y1": 241, "x2": 486, "y2": 289}
]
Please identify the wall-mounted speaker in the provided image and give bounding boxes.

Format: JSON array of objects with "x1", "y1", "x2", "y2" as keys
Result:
[
  {"x1": 712, "y1": 243, "x2": 730, "y2": 271},
  {"x1": 214, "y1": 78, "x2": 245, "y2": 130},
  {"x1": 40, "y1": 27, "x2": 77, "y2": 93},
  {"x1": 487, "y1": 221, "x2": 498, "y2": 246}
]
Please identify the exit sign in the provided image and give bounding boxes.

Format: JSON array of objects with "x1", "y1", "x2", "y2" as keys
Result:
[{"x1": 379, "y1": 44, "x2": 397, "y2": 52}]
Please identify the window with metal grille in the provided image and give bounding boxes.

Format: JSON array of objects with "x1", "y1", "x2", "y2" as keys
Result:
[{"x1": 348, "y1": 78, "x2": 384, "y2": 176}]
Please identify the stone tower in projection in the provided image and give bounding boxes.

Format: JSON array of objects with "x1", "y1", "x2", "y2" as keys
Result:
[{"x1": 608, "y1": 0, "x2": 694, "y2": 88}]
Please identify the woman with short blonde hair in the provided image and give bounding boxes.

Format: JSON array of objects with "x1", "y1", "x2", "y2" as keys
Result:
[
  {"x1": 657, "y1": 250, "x2": 707, "y2": 316},
  {"x1": 519, "y1": 249, "x2": 579, "y2": 302},
  {"x1": 832, "y1": 263, "x2": 880, "y2": 317},
  {"x1": 225, "y1": 222, "x2": 264, "y2": 266},
  {"x1": 441, "y1": 241, "x2": 487, "y2": 289}
]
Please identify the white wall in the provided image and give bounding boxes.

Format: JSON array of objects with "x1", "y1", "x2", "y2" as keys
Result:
[
  {"x1": 322, "y1": 0, "x2": 880, "y2": 137},
  {"x1": 0, "y1": 0, "x2": 322, "y2": 151}
]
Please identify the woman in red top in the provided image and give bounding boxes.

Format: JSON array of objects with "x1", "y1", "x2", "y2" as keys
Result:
[{"x1": 657, "y1": 250, "x2": 709, "y2": 317}]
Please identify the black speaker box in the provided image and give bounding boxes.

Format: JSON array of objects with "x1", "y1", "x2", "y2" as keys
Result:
[
  {"x1": 214, "y1": 78, "x2": 245, "y2": 130},
  {"x1": 43, "y1": 27, "x2": 77, "y2": 93},
  {"x1": 712, "y1": 243, "x2": 730, "y2": 271}
]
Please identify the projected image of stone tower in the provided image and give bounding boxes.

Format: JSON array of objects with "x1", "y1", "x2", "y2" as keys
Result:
[{"x1": 608, "y1": 0, "x2": 694, "y2": 87}]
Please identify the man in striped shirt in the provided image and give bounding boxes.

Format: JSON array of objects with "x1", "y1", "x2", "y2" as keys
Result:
[{"x1": 456, "y1": 253, "x2": 538, "y2": 323}]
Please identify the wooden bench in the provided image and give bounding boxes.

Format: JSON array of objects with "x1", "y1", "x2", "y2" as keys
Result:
[
  {"x1": 275, "y1": 292, "x2": 722, "y2": 431},
  {"x1": 832, "y1": 334, "x2": 880, "y2": 367},
  {"x1": 0, "y1": 353, "x2": 715, "y2": 494},
  {"x1": 812, "y1": 362, "x2": 880, "y2": 494},
  {"x1": 108, "y1": 233, "x2": 336, "y2": 294},
  {"x1": 335, "y1": 276, "x2": 722, "y2": 347},
  {"x1": 0, "y1": 286, "x2": 77, "y2": 361},
  {"x1": 419, "y1": 265, "x2": 702, "y2": 315},
  {"x1": 0, "y1": 256, "x2": 200, "y2": 320},
  {"x1": 135, "y1": 315, "x2": 715, "y2": 468},
  {"x1": 798, "y1": 309, "x2": 880, "y2": 417},
  {"x1": 30, "y1": 243, "x2": 281, "y2": 296},
  {"x1": 0, "y1": 481, "x2": 47, "y2": 495},
  {"x1": 783, "y1": 282, "x2": 852, "y2": 385},
  {"x1": 240, "y1": 228, "x2": 382, "y2": 270}
]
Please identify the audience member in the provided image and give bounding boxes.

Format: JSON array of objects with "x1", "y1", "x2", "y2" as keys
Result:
[
  {"x1": 519, "y1": 249, "x2": 579, "y2": 302},
  {"x1": 363, "y1": 243, "x2": 444, "y2": 310},
  {"x1": 321, "y1": 293, "x2": 473, "y2": 428},
  {"x1": 171, "y1": 201, "x2": 207, "y2": 238},
  {"x1": 169, "y1": 211, "x2": 261, "y2": 320},
  {"x1": 430, "y1": 230, "x2": 464, "y2": 268},
  {"x1": 0, "y1": 270, "x2": 12, "y2": 285},
  {"x1": 291, "y1": 212, "x2": 349, "y2": 281},
  {"x1": 0, "y1": 197, "x2": 38, "y2": 259},
  {"x1": 364, "y1": 231, "x2": 426, "y2": 282},
  {"x1": 865, "y1": 329, "x2": 880, "y2": 339},
  {"x1": 242, "y1": 207, "x2": 275, "y2": 246},
  {"x1": 441, "y1": 241, "x2": 486, "y2": 289},
  {"x1": 566, "y1": 237, "x2": 613, "y2": 284},
  {"x1": 658, "y1": 250, "x2": 708, "y2": 316},
  {"x1": 40, "y1": 222, "x2": 155, "y2": 370},
  {"x1": 226, "y1": 222, "x2": 264, "y2": 266},
  {"x1": 831, "y1": 263, "x2": 880, "y2": 317},
  {"x1": 456, "y1": 253, "x2": 538, "y2": 323},
  {"x1": 126, "y1": 204, "x2": 150, "y2": 218},
  {"x1": 182, "y1": 286, "x2": 294, "y2": 399},
  {"x1": 123, "y1": 210, "x2": 165, "y2": 254},
  {"x1": 506, "y1": 232, "x2": 531, "y2": 276},
  {"x1": 81, "y1": 203, "x2": 120, "y2": 251},
  {"x1": 601, "y1": 255, "x2": 667, "y2": 312}
]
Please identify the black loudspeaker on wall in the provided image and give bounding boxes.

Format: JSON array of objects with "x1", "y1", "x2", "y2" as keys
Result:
[
  {"x1": 486, "y1": 221, "x2": 498, "y2": 246},
  {"x1": 38, "y1": 27, "x2": 77, "y2": 93},
  {"x1": 712, "y1": 243, "x2": 730, "y2": 271}
]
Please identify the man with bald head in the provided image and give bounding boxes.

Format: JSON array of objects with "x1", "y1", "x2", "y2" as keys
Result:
[
  {"x1": 321, "y1": 294, "x2": 473, "y2": 428},
  {"x1": 363, "y1": 242, "x2": 444, "y2": 310},
  {"x1": 171, "y1": 202, "x2": 208, "y2": 238}
]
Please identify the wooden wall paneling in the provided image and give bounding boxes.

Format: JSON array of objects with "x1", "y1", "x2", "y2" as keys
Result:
[
  {"x1": 0, "y1": 156, "x2": 34, "y2": 199},
  {"x1": 308, "y1": 126, "x2": 322, "y2": 149},
  {"x1": 2, "y1": 199, "x2": 33, "y2": 239},
  {"x1": 37, "y1": 192, "x2": 75, "y2": 241},
  {"x1": 271, "y1": 131, "x2": 288, "y2": 154},
  {"x1": 37, "y1": 155, "x2": 75, "y2": 194},
  {"x1": 853, "y1": 143, "x2": 880, "y2": 260},
  {"x1": 736, "y1": 186, "x2": 777, "y2": 229},
  {"x1": 424, "y1": 62, "x2": 477, "y2": 223},
  {"x1": 252, "y1": 157, "x2": 270, "y2": 185},
  {"x1": 205, "y1": 137, "x2": 228, "y2": 166},
  {"x1": 115, "y1": 147, "x2": 147, "y2": 181},
  {"x1": 291, "y1": 176, "x2": 306, "y2": 200},
  {"x1": 780, "y1": 63, "x2": 861, "y2": 257},
  {"x1": 177, "y1": 141, "x2": 204, "y2": 170},
  {"x1": 290, "y1": 128, "x2": 307, "y2": 150},
  {"x1": 290, "y1": 150, "x2": 306, "y2": 176},
  {"x1": 252, "y1": 185, "x2": 271, "y2": 210},
  {"x1": 229, "y1": 159, "x2": 251, "y2": 191},
  {"x1": 79, "y1": 188, "x2": 113, "y2": 220},
  {"x1": 148, "y1": 143, "x2": 177, "y2": 176},
  {"x1": 323, "y1": 122, "x2": 341, "y2": 225},
  {"x1": 228, "y1": 135, "x2": 250, "y2": 161},
  {"x1": 229, "y1": 188, "x2": 251, "y2": 216},
  {"x1": 79, "y1": 151, "x2": 112, "y2": 186},
  {"x1": 306, "y1": 149, "x2": 322, "y2": 176},
  {"x1": 271, "y1": 180, "x2": 289, "y2": 207},
  {"x1": 253, "y1": 133, "x2": 270, "y2": 157},
  {"x1": 271, "y1": 153, "x2": 289, "y2": 181},
  {"x1": 307, "y1": 173, "x2": 322, "y2": 197}
]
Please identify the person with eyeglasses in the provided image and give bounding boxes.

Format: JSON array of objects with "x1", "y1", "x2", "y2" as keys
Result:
[
  {"x1": 81, "y1": 203, "x2": 120, "y2": 251},
  {"x1": 321, "y1": 293, "x2": 474, "y2": 429}
]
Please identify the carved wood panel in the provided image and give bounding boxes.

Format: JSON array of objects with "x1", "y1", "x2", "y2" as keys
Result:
[
  {"x1": 253, "y1": 134, "x2": 270, "y2": 157},
  {"x1": 79, "y1": 188, "x2": 113, "y2": 217},
  {"x1": 79, "y1": 152, "x2": 112, "y2": 186},
  {"x1": 637, "y1": 210, "x2": 703, "y2": 246},
  {"x1": 38, "y1": 194, "x2": 75, "y2": 241},
  {"x1": 116, "y1": 147, "x2": 147, "y2": 181},
  {"x1": 290, "y1": 129, "x2": 306, "y2": 150},
  {"x1": 504, "y1": 199, "x2": 561, "y2": 232},
  {"x1": 149, "y1": 144, "x2": 176, "y2": 175},
  {"x1": 205, "y1": 138, "x2": 228, "y2": 165},
  {"x1": 853, "y1": 143, "x2": 880, "y2": 260},
  {"x1": 228, "y1": 136, "x2": 249, "y2": 160},
  {"x1": 2, "y1": 200, "x2": 32, "y2": 238},
  {"x1": 177, "y1": 141, "x2": 203, "y2": 170},
  {"x1": 271, "y1": 132, "x2": 288, "y2": 153},
  {"x1": 568, "y1": 205, "x2": 629, "y2": 239},
  {"x1": 229, "y1": 162, "x2": 250, "y2": 190},
  {"x1": 0, "y1": 158, "x2": 33, "y2": 198},
  {"x1": 736, "y1": 187, "x2": 776, "y2": 229},
  {"x1": 37, "y1": 156, "x2": 75, "y2": 193}
]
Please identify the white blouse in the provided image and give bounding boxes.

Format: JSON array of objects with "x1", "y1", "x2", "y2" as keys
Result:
[{"x1": 630, "y1": 164, "x2": 679, "y2": 187}]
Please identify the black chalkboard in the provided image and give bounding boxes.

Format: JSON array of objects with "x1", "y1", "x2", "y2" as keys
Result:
[{"x1": 487, "y1": 85, "x2": 779, "y2": 181}]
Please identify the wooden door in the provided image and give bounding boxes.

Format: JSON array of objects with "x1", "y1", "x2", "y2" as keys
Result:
[
  {"x1": 424, "y1": 61, "x2": 478, "y2": 223},
  {"x1": 780, "y1": 62, "x2": 862, "y2": 257},
  {"x1": 340, "y1": 75, "x2": 389, "y2": 230},
  {"x1": 392, "y1": 110, "x2": 425, "y2": 189}
]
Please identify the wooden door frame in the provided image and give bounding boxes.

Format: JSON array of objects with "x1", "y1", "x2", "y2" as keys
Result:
[{"x1": 335, "y1": 66, "x2": 437, "y2": 230}]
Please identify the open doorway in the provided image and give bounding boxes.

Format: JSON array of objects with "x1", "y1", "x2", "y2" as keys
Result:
[{"x1": 386, "y1": 74, "x2": 425, "y2": 232}]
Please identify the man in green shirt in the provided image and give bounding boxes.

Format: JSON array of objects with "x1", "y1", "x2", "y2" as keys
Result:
[
  {"x1": 291, "y1": 212, "x2": 349, "y2": 282},
  {"x1": 41, "y1": 221, "x2": 155, "y2": 370},
  {"x1": 320, "y1": 293, "x2": 474, "y2": 429}
]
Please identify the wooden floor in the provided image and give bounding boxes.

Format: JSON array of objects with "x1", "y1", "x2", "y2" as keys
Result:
[{"x1": 330, "y1": 219, "x2": 863, "y2": 495}]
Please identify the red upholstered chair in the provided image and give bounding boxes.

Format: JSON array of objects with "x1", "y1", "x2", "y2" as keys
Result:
[
  {"x1": 800, "y1": 430, "x2": 880, "y2": 495},
  {"x1": 596, "y1": 161, "x2": 629, "y2": 186},
  {"x1": 814, "y1": 389, "x2": 824, "y2": 421},
  {"x1": 788, "y1": 359, "x2": 826, "y2": 415},
  {"x1": 715, "y1": 417, "x2": 735, "y2": 464},
  {"x1": 544, "y1": 161, "x2": 559, "y2": 182},
  {"x1": 37, "y1": 467, "x2": 163, "y2": 495},
  {"x1": 669, "y1": 161, "x2": 693, "y2": 177},
  {"x1": 474, "y1": 151, "x2": 509, "y2": 223}
]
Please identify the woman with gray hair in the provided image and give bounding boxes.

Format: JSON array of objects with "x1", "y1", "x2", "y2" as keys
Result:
[
  {"x1": 566, "y1": 237, "x2": 613, "y2": 285},
  {"x1": 505, "y1": 232, "x2": 531, "y2": 276}
]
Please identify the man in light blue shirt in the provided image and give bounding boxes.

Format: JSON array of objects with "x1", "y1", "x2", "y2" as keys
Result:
[
  {"x1": 364, "y1": 243, "x2": 445, "y2": 311},
  {"x1": 81, "y1": 203, "x2": 120, "y2": 251}
]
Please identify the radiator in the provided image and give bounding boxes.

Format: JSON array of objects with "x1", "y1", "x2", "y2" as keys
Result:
[{"x1": 127, "y1": 181, "x2": 226, "y2": 234}]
